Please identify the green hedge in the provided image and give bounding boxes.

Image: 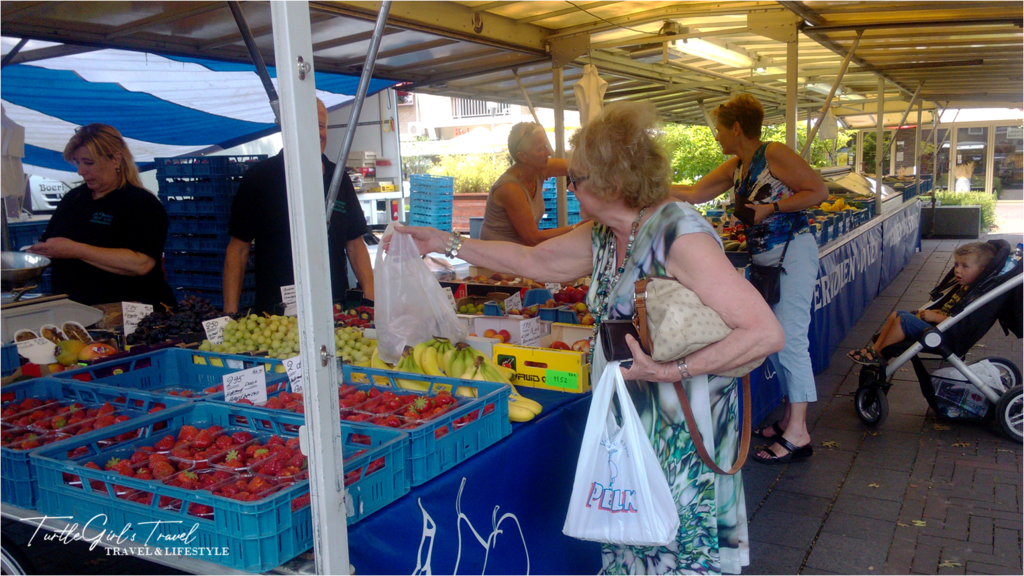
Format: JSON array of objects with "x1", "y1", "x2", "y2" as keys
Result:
[
  {"x1": 426, "y1": 154, "x2": 509, "y2": 195},
  {"x1": 933, "y1": 191, "x2": 997, "y2": 230}
]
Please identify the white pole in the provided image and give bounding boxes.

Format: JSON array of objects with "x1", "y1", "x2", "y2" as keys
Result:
[
  {"x1": 875, "y1": 77, "x2": 885, "y2": 214},
  {"x1": 786, "y1": 39, "x2": 798, "y2": 150},
  {"x1": 270, "y1": 2, "x2": 349, "y2": 574},
  {"x1": 554, "y1": 66, "x2": 567, "y2": 227}
]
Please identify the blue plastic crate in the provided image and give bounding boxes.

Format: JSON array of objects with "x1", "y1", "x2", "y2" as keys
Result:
[
  {"x1": 55, "y1": 349, "x2": 289, "y2": 400},
  {"x1": 31, "y1": 402, "x2": 406, "y2": 571},
  {"x1": 409, "y1": 174, "x2": 454, "y2": 190},
  {"x1": 6, "y1": 220, "x2": 50, "y2": 250},
  {"x1": 2, "y1": 343, "x2": 20, "y2": 377},
  {"x1": 409, "y1": 214, "x2": 452, "y2": 233},
  {"x1": 342, "y1": 365, "x2": 511, "y2": 486},
  {"x1": 1, "y1": 378, "x2": 186, "y2": 509}
]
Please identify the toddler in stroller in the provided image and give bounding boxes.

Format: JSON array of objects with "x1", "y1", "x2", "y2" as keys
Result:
[{"x1": 852, "y1": 239, "x2": 1023, "y2": 441}]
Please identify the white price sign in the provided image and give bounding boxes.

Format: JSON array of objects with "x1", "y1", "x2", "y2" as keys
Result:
[
  {"x1": 223, "y1": 366, "x2": 268, "y2": 404},
  {"x1": 544, "y1": 283, "x2": 562, "y2": 292},
  {"x1": 284, "y1": 356, "x2": 303, "y2": 395},
  {"x1": 519, "y1": 317, "x2": 543, "y2": 348},
  {"x1": 202, "y1": 316, "x2": 231, "y2": 345},
  {"x1": 281, "y1": 285, "x2": 297, "y2": 316},
  {"x1": 226, "y1": 359, "x2": 245, "y2": 370},
  {"x1": 16, "y1": 337, "x2": 57, "y2": 365},
  {"x1": 503, "y1": 292, "x2": 522, "y2": 315},
  {"x1": 122, "y1": 302, "x2": 154, "y2": 336},
  {"x1": 443, "y1": 287, "x2": 459, "y2": 312}
]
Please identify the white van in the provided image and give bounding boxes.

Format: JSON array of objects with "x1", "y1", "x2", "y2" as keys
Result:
[{"x1": 26, "y1": 175, "x2": 73, "y2": 213}]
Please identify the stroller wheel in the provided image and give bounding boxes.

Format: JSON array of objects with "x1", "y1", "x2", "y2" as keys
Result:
[
  {"x1": 982, "y1": 357, "x2": 1022, "y2": 392},
  {"x1": 995, "y1": 385, "x2": 1023, "y2": 443},
  {"x1": 855, "y1": 386, "x2": 889, "y2": 426}
]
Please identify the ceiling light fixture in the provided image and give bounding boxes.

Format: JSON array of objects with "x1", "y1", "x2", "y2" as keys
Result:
[{"x1": 671, "y1": 38, "x2": 753, "y2": 68}]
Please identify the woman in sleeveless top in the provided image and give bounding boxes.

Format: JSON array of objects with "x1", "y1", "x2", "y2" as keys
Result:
[
  {"x1": 390, "y1": 102, "x2": 784, "y2": 574},
  {"x1": 671, "y1": 94, "x2": 828, "y2": 465},
  {"x1": 479, "y1": 122, "x2": 579, "y2": 245}
]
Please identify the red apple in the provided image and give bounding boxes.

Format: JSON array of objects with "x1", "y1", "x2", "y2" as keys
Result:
[
  {"x1": 570, "y1": 288, "x2": 587, "y2": 303},
  {"x1": 497, "y1": 330, "x2": 511, "y2": 343},
  {"x1": 550, "y1": 341, "x2": 570, "y2": 350}
]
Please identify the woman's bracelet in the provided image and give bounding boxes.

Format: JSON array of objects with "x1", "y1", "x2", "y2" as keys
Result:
[
  {"x1": 444, "y1": 231, "x2": 463, "y2": 258},
  {"x1": 676, "y1": 357, "x2": 692, "y2": 380}
]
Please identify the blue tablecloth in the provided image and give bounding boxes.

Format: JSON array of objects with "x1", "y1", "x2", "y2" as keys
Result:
[{"x1": 347, "y1": 387, "x2": 602, "y2": 575}]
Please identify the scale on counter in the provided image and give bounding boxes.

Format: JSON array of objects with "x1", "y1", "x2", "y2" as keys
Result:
[{"x1": 1, "y1": 251, "x2": 105, "y2": 343}]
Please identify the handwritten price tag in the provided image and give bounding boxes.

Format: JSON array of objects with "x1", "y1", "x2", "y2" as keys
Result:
[
  {"x1": 545, "y1": 369, "x2": 578, "y2": 390},
  {"x1": 202, "y1": 316, "x2": 231, "y2": 345},
  {"x1": 122, "y1": 302, "x2": 154, "y2": 336},
  {"x1": 443, "y1": 287, "x2": 459, "y2": 312},
  {"x1": 16, "y1": 337, "x2": 57, "y2": 365},
  {"x1": 281, "y1": 285, "x2": 297, "y2": 316},
  {"x1": 519, "y1": 317, "x2": 542, "y2": 348},
  {"x1": 545, "y1": 283, "x2": 562, "y2": 292},
  {"x1": 503, "y1": 292, "x2": 522, "y2": 315},
  {"x1": 223, "y1": 366, "x2": 268, "y2": 404},
  {"x1": 284, "y1": 356, "x2": 303, "y2": 395}
]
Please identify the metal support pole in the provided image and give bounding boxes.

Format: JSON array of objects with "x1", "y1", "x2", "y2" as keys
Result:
[
  {"x1": 228, "y1": 1, "x2": 280, "y2": 124},
  {"x1": 929, "y1": 106, "x2": 942, "y2": 236},
  {"x1": 801, "y1": 30, "x2": 862, "y2": 158},
  {"x1": 326, "y1": 0, "x2": 392, "y2": 226},
  {"x1": 883, "y1": 84, "x2": 923, "y2": 160},
  {"x1": 554, "y1": 66, "x2": 567, "y2": 227},
  {"x1": 698, "y1": 100, "x2": 716, "y2": 133},
  {"x1": 875, "y1": 76, "x2": 885, "y2": 214},
  {"x1": 270, "y1": 2, "x2": 349, "y2": 574},
  {"x1": 0, "y1": 38, "x2": 28, "y2": 68},
  {"x1": 513, "y1": 69, "x2": 542, "y2": 125},
  {"x1": 785, "y1": 39, "x2": 798, "y2": 150},
  {"x1": 914, "y1": 100, "x2": 922, "y2": 194}
]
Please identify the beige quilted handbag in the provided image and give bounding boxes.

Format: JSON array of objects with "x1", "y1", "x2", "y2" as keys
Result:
[{"x1": 633, "y1": 276, "x2": 766, "y2": 378}]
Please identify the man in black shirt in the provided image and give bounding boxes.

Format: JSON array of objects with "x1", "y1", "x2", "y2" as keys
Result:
[{"x1": 223, "y1": 99, "x2": 374, "y2": 314}]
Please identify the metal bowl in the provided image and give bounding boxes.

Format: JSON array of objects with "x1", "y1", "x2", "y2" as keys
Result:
[{"x1": 1, "y1": 251, "x2": 51, "y2": 290}]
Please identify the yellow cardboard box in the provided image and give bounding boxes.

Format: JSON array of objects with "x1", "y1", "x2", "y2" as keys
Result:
[{"x1": 491, "y1": 324, "x2": 593, "y2": 393}]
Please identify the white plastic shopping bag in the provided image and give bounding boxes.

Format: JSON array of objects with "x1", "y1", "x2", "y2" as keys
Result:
[
  {"x1": 563, "y1": 361, "x2": 680, "y2": 546},
  {"x1": 374, "y1": 222, "x2": 468, "y2": 364}
]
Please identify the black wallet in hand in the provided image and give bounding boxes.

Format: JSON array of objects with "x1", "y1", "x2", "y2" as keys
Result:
[{"x1": 598, "y1": 320, "x2": 646, "y2": 362}]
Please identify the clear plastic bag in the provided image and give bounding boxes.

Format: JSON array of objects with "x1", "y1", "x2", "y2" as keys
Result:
[
  {"x1": 374, "y1": 223, "x2": 468, "y2": 364},
  {"x1": 562, "y1": 361, "x2": 680, "y2": 546}
]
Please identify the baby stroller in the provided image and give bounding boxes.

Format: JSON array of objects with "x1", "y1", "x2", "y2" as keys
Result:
[{"x1": 854, "y1": 239, "x2": 1023, "y2": 442}]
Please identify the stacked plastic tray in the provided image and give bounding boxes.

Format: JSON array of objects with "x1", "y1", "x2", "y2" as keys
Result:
[
  {"x1": 156, "y1": 156, "x2": 264, "y2": 309},
  {"x1": 5, "y1": 220, "x2": 52, "y2": 292},
  {"x1": 538, "y1": 177, "x2": 581, "y2": 230},
  {"x1": 409, "y1": 174, "x2": 454, "y2": 232}
]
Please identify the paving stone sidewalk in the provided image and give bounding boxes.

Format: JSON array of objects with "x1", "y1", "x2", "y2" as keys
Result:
[{"x1": 744, "y1": 234, "x2": 1023, "y2": 576}]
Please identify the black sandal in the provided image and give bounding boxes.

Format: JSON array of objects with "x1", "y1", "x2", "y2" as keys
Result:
[
  {"x1": 751, "y1": 437, "x2": 813, "y2": 464},
  {"x1": 847, "y1": 348, "x2": 886, "y2": 367},
  {"x1": 753, "y1": 421, "x2": 784, "y2": 440}
]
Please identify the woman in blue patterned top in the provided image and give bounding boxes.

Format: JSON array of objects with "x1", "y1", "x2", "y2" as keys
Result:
[{"x1": 671, "y1": 94, "x2": 828, "y2": 464}]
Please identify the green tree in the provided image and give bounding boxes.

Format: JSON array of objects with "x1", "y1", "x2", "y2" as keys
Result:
[{"x1": 664, "y1": 122, "x2": 852, "y2": 185}]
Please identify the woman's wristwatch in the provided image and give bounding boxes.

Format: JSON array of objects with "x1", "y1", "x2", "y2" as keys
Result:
[
  {"x1": 444, "y1": 231, "x2": 464, "y2": 258},
  {"x1": 676, "y1": 357, "x2": 692, "y2": 381},
  {"x1": 772, "y1": 202, "x2": 781, "y2": 213}
]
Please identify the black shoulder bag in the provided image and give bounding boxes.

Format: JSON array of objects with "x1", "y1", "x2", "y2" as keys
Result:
[{"x1": 747, "y1": 217, "x2": 796, "y2": 305}]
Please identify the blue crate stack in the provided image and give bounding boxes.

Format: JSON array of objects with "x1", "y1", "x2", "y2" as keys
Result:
[
  {"x1": 409, "y1": 174, "x2": 454, "y2": 233},
  {"x1": 5, "y1": 220, "x2": 53, "y2": 292},
  {"x1": 156, "y1": 156, "x2": 265, "y2": 310},
  {"x1": 538, "y1": 177, "x2": 581, "y2": 230}
]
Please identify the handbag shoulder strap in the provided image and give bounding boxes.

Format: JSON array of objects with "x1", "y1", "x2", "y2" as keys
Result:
[
  {"x1": 674, "y1": 375, "x2": 751, "y2": 475},
  {"x1": 633, "y1": 277, "x2": 654, "y2": 354}
]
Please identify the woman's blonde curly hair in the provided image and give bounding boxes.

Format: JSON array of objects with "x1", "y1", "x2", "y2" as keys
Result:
[
  {"x1": 568, "y1": 101, "x2": 671, "y2": 209},
  {"x1": 63, "y1": 124, "x2": 143, "y2": 190}
]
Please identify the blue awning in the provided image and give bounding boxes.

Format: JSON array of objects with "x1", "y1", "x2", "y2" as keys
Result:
[{"x1": 0, "y1": 46, "x2": 396, "y2": 179}]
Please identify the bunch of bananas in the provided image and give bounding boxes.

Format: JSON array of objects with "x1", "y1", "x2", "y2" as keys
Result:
[{"x1": 369, "y1": 337, "x2": 543, "y2": 422}]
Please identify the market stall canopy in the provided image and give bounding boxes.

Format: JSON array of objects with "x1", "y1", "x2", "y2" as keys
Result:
[
  {"x1": 0, "y1": 1, "x2": 1020, "y2": 132},
  {"x1": 0, "y1": 39, "x2": 396, "y2": 180}
]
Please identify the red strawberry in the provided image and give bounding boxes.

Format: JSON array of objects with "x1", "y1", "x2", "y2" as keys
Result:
[
  {"x1": 231, "y1": 431, "x2": 252, "y2": 444},
  {"x1": 264, "y1": 397, "x2": 284, "y2": 410},
  {"x1": 114, "y1": 414, "x2": 131, "y2": 424},
  {"x1": 151, "y1": 461, "x2": 175, "y2": 480},
  {"x1": 190, "y1": 504, "x2": 213, "y2": 517},
  {"x1": 155, "y1": 435, "x2": 175, "y2": 451},
  {"x1": 287, "y1": 453, "x2": 306, "y2": 470},
  {"x1": 149, "y1": 453, "x2": 171, "y2": 467},
  {"x1": 276, "y1": 466, "x2": 300, "y2": 478},
  {"x1": 116, "y1": 460, "x2": 135, "y2": 477},
  {"x1": 97, "y1": 402, "x2": 116, "y2": 415},
  {"x1": 83, "y1": 461, "x2": 101, "y2": 470},
  {"x1": 250, "y1": 448, "x2": 270, "y2": 462},
  {"x1": 170, "y1": 447, "x2": 192, "y2": 460},
  {"x1": 68, "y1": 446, "x2": 89, "y2": 458},
  {"x1": 266, "y1": 435, "x2": 285, "y2": 447},
  {"x1": 129, "y1": 450, "x2": 150, "y2": 465},
  {"x1": 105, "y1": 457, "x2": 123, "y2": 471},
  {"x1": 285, "y1": 437, "x2": 301, "y2": 450},
  {"x1": 135, "y1": 468, "x2": 153, "y2": 480},
  {"x1": 148, "y1": 402, "x2": 167, "y2": 413},
  {"x1": 235, "y1": 399, "x2": 254, "y2": 406},
  {"x1": 177, "y1": 471, "x2": 199, "y2": 490},
  {"x1": 193, "y1": 429, "x2": 214, "y2": 450},
  {"x1": 177, "y1": 425, "x2": 199, "y2": 442},
  {"x1": 215, "y1": 435, "x2": 234, "y2": 449},
  {"x1": 223, "y1": 450, "x2": 243, "y2": 468},
  {"x1": 51, "y1": 416, "x2": 68, "y2": 429},
  {"x1": 291, "y1": 493, "x2": 311, "y2": 511},
  {"x1": 93, "y1": 415, "x2": 116, "y2": 429}
]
